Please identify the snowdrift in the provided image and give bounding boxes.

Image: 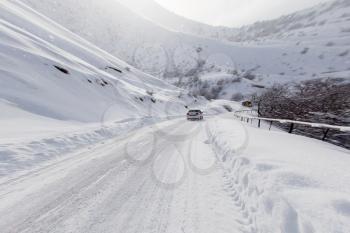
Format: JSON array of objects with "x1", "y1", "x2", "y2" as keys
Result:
[{"x1": 208, "y1": 114, "x2": 350, "y2": 233}]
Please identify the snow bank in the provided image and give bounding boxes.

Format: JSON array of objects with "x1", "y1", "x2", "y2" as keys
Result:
[
  {"x1": 0, "y1": 118, "x2": 152, "y2": 177},
  {"x1": 208, "y1": 115, "x2": 350, "y2": 233}
]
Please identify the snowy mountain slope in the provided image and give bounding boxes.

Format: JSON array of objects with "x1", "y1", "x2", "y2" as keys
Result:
[
  {"x1": 20, "y1": 0, "x2": 176, "y2": 70},
  {"x1": 21, "y1": 0, "x2": 350, "y2": 100},
  {"x1": 120, "y1": 0, "x2": 350, "y2": 45},
  {"x1": 234, "y1": 0, "x2": 350, "y2": 42},
  {"x1": 0, "y1": 0, "x2": 240, "y2": 175},
  {"x1": 0, "y1": 0, "x2": 189, "y2": 124},
  {"x1": 117, "y1": 0, "x2": 239, "y2": 40},
  {"x1": 0, "y1": 0, "x2": 213, "y2": 174}
]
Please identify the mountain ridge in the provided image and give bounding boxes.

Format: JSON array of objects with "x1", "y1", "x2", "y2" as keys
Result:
[{"x1": 20, "y1": 0, "x2": 350, "y2": 101}]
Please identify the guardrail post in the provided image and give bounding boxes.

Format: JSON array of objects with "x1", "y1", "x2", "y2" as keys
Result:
[
  {"x1": 233, "y1": 111, "x2": 349, "y2": 148},
  {"x1": 322, "y1": 128, "x2": 330, "y2": 141},
  {"x1": 289, "y1": 123, "x2": 295, "y2": 134}
]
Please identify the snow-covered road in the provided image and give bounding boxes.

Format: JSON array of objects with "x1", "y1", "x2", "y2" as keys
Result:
[
  {"x1": 0, "y1": 118, "x2": 248, "y2": 233},
  {"x1": 1, "y1": 116, "x2": 350, "y2": 233}
]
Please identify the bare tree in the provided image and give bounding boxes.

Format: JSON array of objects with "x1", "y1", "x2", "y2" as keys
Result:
[{"x1": 254, "y1": 78, "x2": 350, "y2": 148}]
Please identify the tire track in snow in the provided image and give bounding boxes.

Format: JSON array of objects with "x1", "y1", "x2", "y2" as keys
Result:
[
  {"x1": 78, "y1": 125, "x2": 190, "y2": 233},
  {"x1": 118, "y1": 145, "x2": 179, "y2": 233},
  {"x1": 2, "y1": 151, "x2": 136, "y2": 233},
  {"x1": 0, "y1": 119, "x2": 261, "y2": 233}
]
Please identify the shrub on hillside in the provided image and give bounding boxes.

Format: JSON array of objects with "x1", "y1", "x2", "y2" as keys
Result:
[{"x1": 254, "y1": 78, "x2": 350, "y2": 147}]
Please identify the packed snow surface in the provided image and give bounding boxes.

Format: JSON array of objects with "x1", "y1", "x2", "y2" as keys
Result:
[{"x1": 1, "y1": 114, "x2": 349, "y2": 233}]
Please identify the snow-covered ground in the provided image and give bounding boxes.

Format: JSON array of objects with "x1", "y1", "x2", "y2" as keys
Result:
[
  {"x1": 1, "y1": 114, "x2": 349, "y2": 233},
  {"x1": 0, "y1": 0, "x2": 349, "y2": 232},
  {"x1": 209, "y1": 114, "x2": 350, "y2": 233}
]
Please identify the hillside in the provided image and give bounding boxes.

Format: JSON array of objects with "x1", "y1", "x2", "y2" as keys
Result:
[
  {"x1": 0, "y1": 0, "x2": 194, "y2": 123},
  {"x1": 21, "y1": 0, "x2": 350, "y2": 100},
  {"x1": 234, "y1": 0, "x2": 350, "y2": 42},
  {"x1": 0, "y1": 0, "x2": 206, "y2": 174},
  {"x1": 117, "y1": 0, "x2": 239, "y2": 40},
  {"x1": 1, "y1": 0, "x2": 244, "y2": 180},
  {"x1": 119, "y1": 0, "x2": 350, "y2": 45}
]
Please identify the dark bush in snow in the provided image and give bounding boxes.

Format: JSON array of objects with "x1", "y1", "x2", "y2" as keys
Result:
[
  {"x1": 106, "y1": 66, "x2": 122, "y2": 73},
  {"x1": 217, "y1": 79, "x2": 225, "y2": 86},
  {"x1": 210, "y1": 86, "x2": 223, "y2": 99},
  {"x1": 146, "y1": 90, "x2": 154, "y2": 96},
  {"x1": 243, "y1": 72, "x2": 256, "y2": 80},
  {"x1": 341, "y1": 28, "x2": 350, "y2": 33},
  {"x1": 231, "y1": 93, "x2": 244, "y2": 101},
  {"x1": 326, "y1": 41, "x2": 335, "y2": 46},
  {"x1": 223, "y1": 105, "x2": 233, "y2": 112},
  {"x1": 231, "y1": 77, "x2": 242, "y2": 83},
  {"x1": 54, "y1": 65, "x2": 69, "y2": 74},
  {"x1": 339, "y1": 50, "x2": 349, "y2": 57},
  {"x1": 101, "y1": 79, "x2": 109, "y2": 85},
  {"x1": 318, "y1": 20, "x2": 327, "y2": 26},
  {"x1": 301, "y1": 47, "x2": 309, "y2": 54},
  {"x1": 252, "y1": 84, "x2": 265, "y2": 89}
]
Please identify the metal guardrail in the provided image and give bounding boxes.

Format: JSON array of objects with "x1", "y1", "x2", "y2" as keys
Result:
[{"x1": 234, "y1": 110, "x2": 350, "y2": 141}]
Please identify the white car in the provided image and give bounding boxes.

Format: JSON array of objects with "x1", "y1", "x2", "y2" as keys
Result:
[{"x1": 187, "y1": 110, "x2": 204, "y2": 121}]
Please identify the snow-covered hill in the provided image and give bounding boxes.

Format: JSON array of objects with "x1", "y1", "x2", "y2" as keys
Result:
[
  {"x1": 0, "y1": 0, "x2": 194, "y2": 124},
  {"x1": 234, "y1": 0, "x2": 350, "y2": 42},
  {"x1": 21, "y1": 0, "x2": 350, "y2": 100},
  {"x1": 120, "y1": 0, "x2": 350, "y2": 46},
  {"x1": 0, "y1": 0, "x2": 209, "y2": 173},
  {"x1": 117, "y1": 0, "x2": 239, "y2": 41}
]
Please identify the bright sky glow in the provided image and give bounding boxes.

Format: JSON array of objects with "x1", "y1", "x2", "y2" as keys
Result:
[{"x1": 154, "y1": 0, "x2": 328, "y2": 27}]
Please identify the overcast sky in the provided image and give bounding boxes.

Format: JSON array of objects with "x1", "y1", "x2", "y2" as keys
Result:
[{"x1": 154, "y1": 0, "x2": 328, "y2": 27}]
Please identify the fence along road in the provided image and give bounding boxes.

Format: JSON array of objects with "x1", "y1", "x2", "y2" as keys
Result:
[{"x1": 234, "y1": 110, "x2": 350, "y2": 142}]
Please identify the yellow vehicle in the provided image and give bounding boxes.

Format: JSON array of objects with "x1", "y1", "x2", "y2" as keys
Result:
[{"x1": 242, "y1": 101, "x2": 253, "y2": 108}]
